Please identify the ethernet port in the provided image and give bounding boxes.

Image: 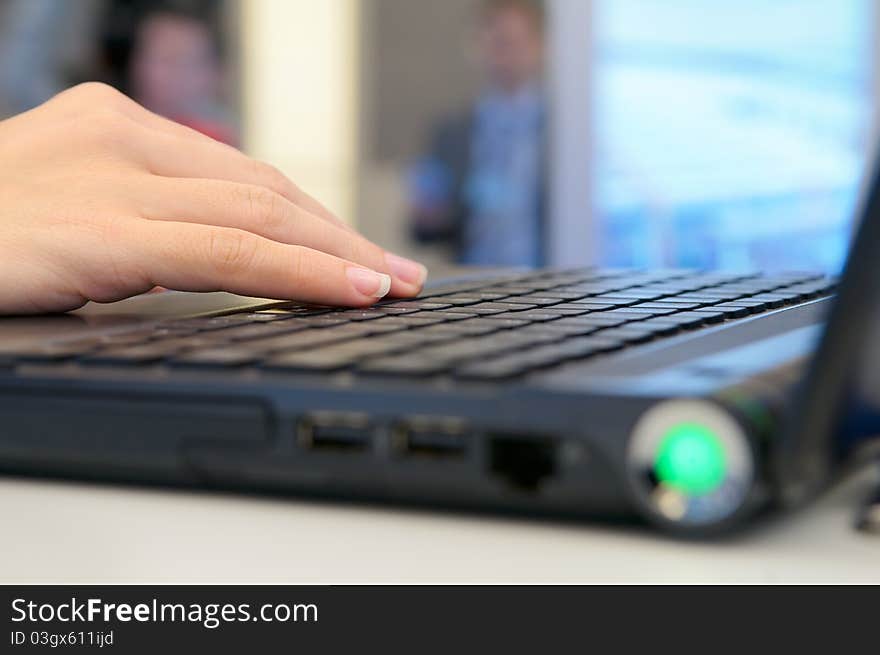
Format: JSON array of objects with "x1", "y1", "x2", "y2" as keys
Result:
[{"x1": 489, "y1": 435, "x2": 557, "y2": 491}]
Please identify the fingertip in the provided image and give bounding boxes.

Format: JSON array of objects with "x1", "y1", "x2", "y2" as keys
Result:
[
  {"x1": 385, "y1": 253, "x2": 427, "y2": 298},
  {"x1": 388, "y1": 279, "x2": 423, "y2": 299},
  {"x1": 385, "y1": 253, "x2": 427, "y2": 287},
  {"x1": 346, "y1": 266, "x2": 392, "y2": 300}
]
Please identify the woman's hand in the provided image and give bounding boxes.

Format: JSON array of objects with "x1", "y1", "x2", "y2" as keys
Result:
[{"x1": 0, "y1": 83, "x2": 427, "y2": 314}]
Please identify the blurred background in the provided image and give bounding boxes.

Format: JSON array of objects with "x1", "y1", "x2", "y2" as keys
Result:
[{"x1": 0, "y1": 0, "x2": 875, "y2": 273}]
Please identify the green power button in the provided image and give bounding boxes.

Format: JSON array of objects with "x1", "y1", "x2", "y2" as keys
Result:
[{"x1": 654, "y1": 423, "x2": 727, "y2": 495}]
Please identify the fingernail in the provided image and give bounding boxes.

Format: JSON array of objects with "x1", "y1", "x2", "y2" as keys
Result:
[
  {"x1": 346, "y1": 267, "x2": 391, "y2": 298},
  {"x1": 385, "y1": 253, "x2": 428, "y2": 286}
]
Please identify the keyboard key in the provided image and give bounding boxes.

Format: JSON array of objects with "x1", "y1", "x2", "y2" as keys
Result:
[
  {"x1": 488, "y1": 310, "x2": 567, "y2": 322},
  {"x1": 552, "y1": 315, "x2": 630, "y2": 328},
  {"x1": 522, "y1": 322, "x2": 603, "y2": 337},
  {"x1": 424, "y1": 318, "x2": 527, "y2": 336},
  {"x1": 169, "y1": 347, "x2": 264, "y2": 368},
  {"x1": 543, "y1": 307, "x2": 596, "y2": 316},
  {"x1": 386, "y1": 330, "x2": 462, "y2": 346},
  {"x1": 489, "y1": 284, "x2": 557, "y2": 294},
  {"x1": 527, "y1": 290, "x2": 592, "y2": 301},
  {"x1": 561, "y1": 336, "x2": 625, "y2": 353},
  {"x1": 594, "y1": 291, "x2": 667, "y2": 301},
  {"x1": 351, "y1": 321, "x2": 409, "y2": 336},
  {"x1": 649, "y1": 313, "x2": 712, "y2": 329},
  {"x1": 631, "y1": 301, "x2": 700, "y2": 311},
  {"x1": 214, "y1": 322, "x2": 311, "y2": 342},
  {"x1": 265, "y1": 338, "x2": 410, "y2": 372},
  {"x1": 264, "y1": 351, "x2": 357, "y2": 372},
  {"x1": 675, "y1": 292, "x2": 744, "y2": 302},
  {"x1": 592, "y1": 327, "x2": 656, "y2": 344},
  {"x1": 463, "y1": 317, "x2": 531, "y2": 329},
  {"x1": 689, "y1": 310, "x2": 726, "y2": 323},
  {"x1": 743, "y1": 293, "x2": 795, "y2": 309},
  {"x1": 1, "y1": 340, "x2": 103, "y2": 363},
  {"x1": 406, "y1": 311, "x2": 476, "y2": 322},
  {"x1": 415, "y1": 337, "x2": 528, "y2": 363},
  {"x1": 718, "y1": 299, "x2": 770, "y2": 311},
  {"x1": 357, "y1": 356, "x2": 452, "y2": 377},
  {"x1": 454, "y1": 360, "x2": 531, "y2": 380},
  {"x1": 286, "y1": 315, "x2": 352, "y2": 327},
  {"x1": 227, "y1": 327, "x2": 370, "y2": 353},
  {"x1": 161, "y1": 314, "x2": 260, "y2": 331},
  {"x1": 634, "y1": 320, "x2": 682, "y2": 337},
  {"x1": 463, "y1": 302, "x2": 538, "y2": 313},
  {"x1": 413, "y1": 323, "x2": 495, "y2": 338},
  {"x1": 233, "y1": 312, "x2": 293, "y2": 322},
  {"x1": 707, "y1": 303, "x2": 753, "y2": 318},
  {"x1": 455, "y1": 337, "x2": 620, "y2": 380},
  {"x1": 382, "y1": 300, "x2": 453, "y2": 311},
  {"x1": 501, "y1": 295, "x2": 565, "y2": 306},
  {"x1": 373, "y1": 306, "x2": 424, "y2": 315},
  {"x1": 368, "y1": 315, "x2": 450, "y2": 328},
  {"x1": 80, "y1": 343, "x2": 187, "y2": 365},
  {"x1": 604, "y1": 307, "x2": 676, "y2": 317},
  {"x1": 417, "y1": 283, "x2": 491, "y2": 298},
  {"x1": 503, "y1": 327, "x2": 569, "y2": 345},
  {"x1": 654, "y1": 297, "x2": 715, "y2": 308},
  {"x1": 561, "y1": 301, "x2": 626, "y2": 311},
  {"x1": 575, "y1": 310, "x2": 645, "y2": 323},
  {"x1": 430, "y1": 295, "x2": 484, "y2": 306},
  {"x1": 96, "y1": 331, "x2": 157, "y2": 347},
  {"x1": 470, "y1": 291, "x2": 514, "y2": 301},
  {"x1": 155, "y1": 335, "x2": 227, "y2": 350},
  {"x1": 254, "y1": 305, "x2": 332, "y2": 316},
  {"x1": 148, "y1": 326, "x2": 202, "y2": 339},
  {"x1": 330, "y1": 309, "x2": 388, "y2": 321}
]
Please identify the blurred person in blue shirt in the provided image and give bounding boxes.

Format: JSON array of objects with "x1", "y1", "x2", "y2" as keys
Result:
[{"x1": 409, "y1": 0, "x2": 547, "y2": 267}]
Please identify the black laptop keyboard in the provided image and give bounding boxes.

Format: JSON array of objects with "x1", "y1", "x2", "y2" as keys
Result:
[{"x1": 4, "y1": 269, "x2": 836, "y2": 381}]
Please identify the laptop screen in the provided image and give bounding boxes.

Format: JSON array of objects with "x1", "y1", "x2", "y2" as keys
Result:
[{"x1": 593, "y1": 0, "x2": 871, "y2": 273}]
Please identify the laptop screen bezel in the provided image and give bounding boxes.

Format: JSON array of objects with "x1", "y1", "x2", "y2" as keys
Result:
[{"x1": 776, "y1": 151, "x2": 880, "y2": 503}]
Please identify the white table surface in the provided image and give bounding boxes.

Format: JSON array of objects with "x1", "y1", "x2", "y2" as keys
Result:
[{"x1": 1, "y1": 466, "x2": 877, "y2": 584}]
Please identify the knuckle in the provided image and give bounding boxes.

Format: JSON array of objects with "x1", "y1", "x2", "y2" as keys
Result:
[
  {"x1": 81, "y1": 110, "x2": 139, "y2": 153},
  {"x1": 242, "y1": 185, "x2": 286, "y2": 233},
  {"x1": 64, "y1": 82, "x2": 125, "y2": 106},
  {"x1": 252, "y1": 160, "x2": 291, "y2": 196},
  {"x1": 56, "y1": 83, "x2": 137, "y2": 136},
  {"x1": 93, "y1": 213, "x2": 130, "y2": 244},
  {"x1": 72, "y1": 218, "x2": 145, "y2": 302},
  {"x1": 207, "y1": 229, "x2": 259, "y2": 277},
  {"x1": 90, "y1": 107, "x2": 126, "y2": 130},
  {"x1": 329, "y1": 222, "x2": 383, "y2": 268},
  {"x1": 73, "y1": 81, "x2": 119, "y2": 96},
  {"x1": 350, "y1": 237, "x2": 386, "y2": 268},
  {"x1": 288, "y1": 245, "x2": 314, "y2": 284}
]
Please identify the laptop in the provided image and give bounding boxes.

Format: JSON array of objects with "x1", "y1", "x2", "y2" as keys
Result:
[{"x1": 0, "y1": 169, "x2": 877, "y2": 537}]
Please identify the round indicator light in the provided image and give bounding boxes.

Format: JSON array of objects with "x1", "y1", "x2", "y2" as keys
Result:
[
  {"x1": 654, "y1": 423, "x2": 726, "y2": 495},
  {"x1": 628, "y1": 399, "x2": 756, "y2": 528}
]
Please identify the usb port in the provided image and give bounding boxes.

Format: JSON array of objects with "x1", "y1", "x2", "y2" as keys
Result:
[
  {"x1": 392, "y1": 417, "x2": 468, "y2": 459},
  {"x1": 298, "y1": 413, "x2": 372, "y2": 452}
]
